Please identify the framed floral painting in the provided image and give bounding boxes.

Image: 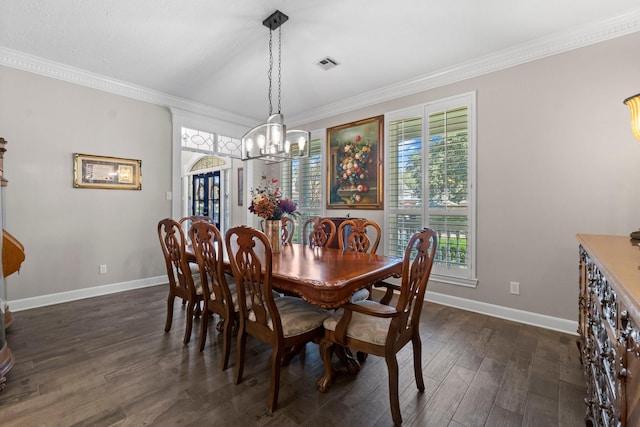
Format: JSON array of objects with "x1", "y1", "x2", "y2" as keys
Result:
[{"x1": 327, "y1": 115, "x2": 383, "y2": 209}]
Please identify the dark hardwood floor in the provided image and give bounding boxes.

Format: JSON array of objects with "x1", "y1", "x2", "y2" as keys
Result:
[{"x1": 0, "y1": 285, "x2": 586, "y2": 426}]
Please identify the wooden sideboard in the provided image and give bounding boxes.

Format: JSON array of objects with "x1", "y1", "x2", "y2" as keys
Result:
[{"x1": 577, "y1": 234, "x2": 640, "y2": 427}]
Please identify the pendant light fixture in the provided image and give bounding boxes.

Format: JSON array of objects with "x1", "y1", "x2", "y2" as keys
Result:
[{"x1": 241, "y1": 10, "x2": 310, "y2": 162}]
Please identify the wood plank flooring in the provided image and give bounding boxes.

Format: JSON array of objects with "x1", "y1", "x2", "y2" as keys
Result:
[{"x1": 0, "y1": 285, "x2": 586, "y2": 426}]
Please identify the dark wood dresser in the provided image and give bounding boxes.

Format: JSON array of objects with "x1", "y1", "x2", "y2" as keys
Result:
[{"x1": 577, "y1": 234, "x2": 640, "y2": 426}]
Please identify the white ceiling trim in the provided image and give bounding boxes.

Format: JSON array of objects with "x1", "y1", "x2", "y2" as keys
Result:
[
  {"x1": 288, "y1": 9, "x2": 640, "y2": 125},
  {"x1": 1, "y1": 9, "x2": 639, "y2": 129},
  {"x1": 0, "y1": 47, "x2": 256, "y2": 128}
]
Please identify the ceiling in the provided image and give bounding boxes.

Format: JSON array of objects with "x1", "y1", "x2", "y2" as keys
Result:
[{"x1": 1, "y1": 1, "x2": 640, "y2": 126}]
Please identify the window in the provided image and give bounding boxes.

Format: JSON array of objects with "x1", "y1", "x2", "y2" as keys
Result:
[
  {"x1": 281, "y1": 136, "x2": 323, "y2": 242},
  {"x1": 386, "y1": 92, "x2": 477, "y2": 286}
]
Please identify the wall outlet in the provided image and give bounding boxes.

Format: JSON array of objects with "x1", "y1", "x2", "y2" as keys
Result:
[
  {"x1": 510, "y1": 281, "x2": 520, "y2": 295},
  {"x1": 99, "y1": 264, "x2": 107, "y2": 274}
]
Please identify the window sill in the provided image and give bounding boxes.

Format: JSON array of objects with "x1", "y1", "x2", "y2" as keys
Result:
[{"x1": 429, "y1": 273, "x2": 478, "y2": 288}]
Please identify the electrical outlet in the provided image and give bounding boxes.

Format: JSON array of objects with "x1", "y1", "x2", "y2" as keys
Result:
[
  {"x1": 99, "y1": 264, "x2": 107, "y2": 274},
  {"x1": 510, "y1": 281, "x2": 520, "y2": 295}
]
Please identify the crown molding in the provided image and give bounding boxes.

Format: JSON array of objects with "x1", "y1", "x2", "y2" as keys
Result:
[
  {"x1": 288, "y1": 9, "x2": 640, "y2": 125},
  {"x1": 0, "y1": 47, "x2": 256, "y2": 128},
  {"x1": 1, "y1": 9, "x2": 639, "y2": 128}
]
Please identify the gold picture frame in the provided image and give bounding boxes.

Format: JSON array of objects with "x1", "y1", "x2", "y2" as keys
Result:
[
  {"x1": 73, "y1": 153, "x2": 142, "y2": 190},
  {"x1": 327, "y1": 115, "x2": 383, "y2": 209}
]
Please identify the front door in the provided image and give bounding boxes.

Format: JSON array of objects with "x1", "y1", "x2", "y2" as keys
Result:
[{"x1": 191, "y1": 171, "x2": 221, "y2": 229}]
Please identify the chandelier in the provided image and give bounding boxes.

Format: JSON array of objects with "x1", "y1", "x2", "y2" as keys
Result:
[{"x1": 241, "y1": 10, "x2": 310, "y2": 162}]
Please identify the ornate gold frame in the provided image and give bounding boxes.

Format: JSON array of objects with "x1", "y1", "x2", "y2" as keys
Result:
[{"x1": 73, "y1": 153, "x2": 142, "y2": 190}]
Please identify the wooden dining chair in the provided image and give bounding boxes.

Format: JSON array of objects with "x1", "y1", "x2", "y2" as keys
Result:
[
  {"x1": 189, "y1": 221, "x2": 236, "y2": 370},
  {"x1": 157, "y1": 218, "x2": 204, "y2": 345},
  {"x1": 281, "y1": 216, "x2": 295, "y2": 244},
  {"x1": 179, "y1": 215, "x2": 213, "y2": 241},
  {"x1": 337, "y1": 218, "x2": 383, "y2": 303},
  {"x1": 337, "y1": 218, "x2": 382, "y2": 254},
  {"x1": 318, "y1": 228, "x2": 438, "y2": 426},
  {"x1": 303, "y1": 217, "x2": 336, "y2": 248},
  {"x1": 225, "y1": 225, "x2": 331, "y2": 413}
]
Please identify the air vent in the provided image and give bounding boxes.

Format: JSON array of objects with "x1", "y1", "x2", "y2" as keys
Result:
[{"x1": 316, "y1": 57, "x2": 340, "y2": 71}]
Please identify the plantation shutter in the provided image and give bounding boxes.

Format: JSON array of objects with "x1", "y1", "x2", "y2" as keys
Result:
[
  {"x1": 282, "y1": 138, "x2": 322, "y2": 242},
  {"x1": 385, "y1": 92, "x2": 476, "y2": 286},
  {"x1": 388, "y1": 116, "x2": 423, "y2": 258}
]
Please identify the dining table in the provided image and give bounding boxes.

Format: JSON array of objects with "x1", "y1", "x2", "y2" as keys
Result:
[
  {"x1": 187, "y1": 242, "x2": 403, "y2": 309},
  {"x1": 187, "y1": 239, "x2": 404, "y2": 391}
]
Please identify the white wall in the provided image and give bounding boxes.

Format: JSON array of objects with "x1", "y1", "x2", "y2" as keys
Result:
[
  {"x1": 302, "y1": 31, "x2": 640, "y2": 322},
  {"x1": 0, "y1": 66, "x2": 173, "y2": 301}
]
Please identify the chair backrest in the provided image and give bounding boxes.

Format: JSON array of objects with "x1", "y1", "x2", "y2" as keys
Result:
[
  {"x1": 303, "y1": 217, "x2": 337, "y2": 248},
  {"x1": 157, "y1": 218, "x2": 196, "y2": 298},
  {"x1": 225, "y1": 226, "x2": 282, "y2": 339},
  {"x1": 395, "y1": 228, "x2": 438, "y2": 333},
  {"x1": 337, "y1": 218, "x2": 382, "y2": 254},
  {"x1": 189, "y1": 221, "x2": 231, "y2": 309},
  {"x1": 179, "y1": 215, "x2": 214, "y2": 240},
  {"x1": 281, "y1": 217, "x2": 295, "y2": 244}
]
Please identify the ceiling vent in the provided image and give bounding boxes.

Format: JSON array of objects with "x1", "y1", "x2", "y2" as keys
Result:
[{"x1": 316, "y1": 57, "x2": 340, "y2": 71}]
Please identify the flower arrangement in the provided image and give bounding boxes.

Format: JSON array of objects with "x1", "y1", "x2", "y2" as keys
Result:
[
  {"x1": 336, "y1": 135, "x2": 373, "y2": 190},
  {"x1": 249, "y1": 175, "x2": 299, "y2": 220}
]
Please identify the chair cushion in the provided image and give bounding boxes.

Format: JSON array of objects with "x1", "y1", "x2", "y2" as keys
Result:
[
  {"x1": 350, "y1": 288, "x2": 370, "y2": 303},
  {"x1": 189, "y1": 261, "x2": 200, "y2": 274},
  {"x1": 224, "y1": 283, "x2": 282, "y2": 311},
  {"x1": 249, "y1": 296, "x2": 330, "y2": 338},
  {"x1": 192, "y1": 273, "x2": 203, "y2": 295},
  {"x1": 323, "y1": 300, "x2": 395, "y2": 345}
]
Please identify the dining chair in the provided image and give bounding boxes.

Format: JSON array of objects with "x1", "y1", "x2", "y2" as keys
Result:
[
  {"x1": 189, "y1": 221, "x2": 236, "y2": 370},
  {"x1": 179, "y1": 215, "x2": 213, "y2": 241},
  {"x1": 225, "y1": 225, "x2": 331, "y2": 413},
  {"x1": 157, "y1": 218, "x2": 204, "y2": 345},
  {"x1": 303, "y1": 217, "x2": 336, "y2": 248},
  {"x1": 337, "y1": 218, "x2": 382, "y2": 254},
  {"x1": 337, "y1": 218, "x2": 383, "y2": 305},
  {"x1": 318, "y1": 228, "x2": 438, "y2": 426},
  {"x1": 179, "y1": 215, "x2": 214, "y2": 271},
  {"x1": 281, "y1": 216, "x2": 295, "y2": 244}
]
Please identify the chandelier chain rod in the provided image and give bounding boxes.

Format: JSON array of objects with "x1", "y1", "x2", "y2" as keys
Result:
[
  {"x1": 277, "y1": 26, "x2": 282, "y2": 114},
  {"x1": 268, "y1": 29, "x2": 273, "y2": 116}
]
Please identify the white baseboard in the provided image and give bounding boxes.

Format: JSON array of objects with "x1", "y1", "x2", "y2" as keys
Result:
[
  {"x1": 7, "y1": 277, "x2": 579, "y2": 336},
  {"x1": 426, "y1": 290, "x2": 578, "y2": 335},
  {"x1": 8, "y1": 276, "x2": 167, "y2": 312}
]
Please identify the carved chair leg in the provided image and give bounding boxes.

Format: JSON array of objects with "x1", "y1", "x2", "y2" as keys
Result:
[
  {"x1": 336, "y1": 345, "x2": 360, "y2": 374},
  {"x1": 198, "y1": 309, "x2": 209, "y2": 352},
  {"x1": 234, "y1": 326, "x2": 247, "y2": 385},
  {"x1": 220, "y1": 314, "x2": 232, "y2": 371},
  {"x1": 356, "y1": 351, "x2": 368, "y2": 363},
  {"x1": 385, "y1": 354, "x2": 402, "y2": 426},
  {"x1": 412, "y1": 335, "x2": 425, "y2": 391},
  {"x1": 267, "y1": 347, "x2": 283, "y2": 413},
  {"x1": 317, "y1": 339, "x2": 336, "y2": 393},
  {"x1": 183, "y1": 302, "x2": 194, "y2": 345},
  {"x1": 281, "y1": 344, "x2": 305, "y2": 366},
  {"x1": 165, "y1": 295, "x2": 175, "y2": 332}
]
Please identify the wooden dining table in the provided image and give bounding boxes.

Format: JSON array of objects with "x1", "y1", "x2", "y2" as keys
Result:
[{"x1": 187, "y1": 242, "x2": 402, "y2": 309}]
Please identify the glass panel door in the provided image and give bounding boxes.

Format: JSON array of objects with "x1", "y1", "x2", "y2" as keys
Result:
[{"x1": 191, "y1": 171, "x2": 221, "y2": 229}]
